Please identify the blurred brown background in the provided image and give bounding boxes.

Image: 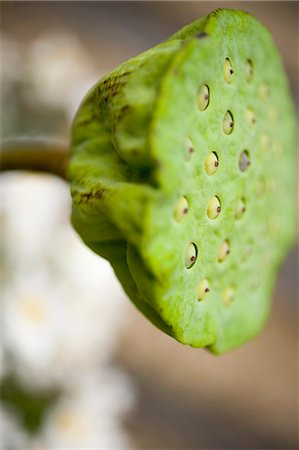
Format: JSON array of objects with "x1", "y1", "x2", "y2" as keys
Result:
[{"x1": 1, "y1": 2, "x2": 298, "y2": 449}]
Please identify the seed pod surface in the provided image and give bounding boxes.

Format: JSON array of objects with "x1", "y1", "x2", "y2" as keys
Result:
[{"x1": 69, "y1": 9, "x2": 296, "y2": 353}]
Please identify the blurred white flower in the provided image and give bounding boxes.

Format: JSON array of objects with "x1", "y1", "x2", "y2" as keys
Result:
[
  {"x1": 38, "y1": 368, "x2": 134, "y2": 449},
  {"x1": 2, "y1": 270, "x2": 66, "y2": 387},
  {"x1": 2, "y1": 175, "x2": 130, "y2": 390},
  {"x1": 1, "y1": 28, "x2": 135, "y2": 447},
  {"x1": 27, "y1": 33, "x2": 100, "y2": 118}
]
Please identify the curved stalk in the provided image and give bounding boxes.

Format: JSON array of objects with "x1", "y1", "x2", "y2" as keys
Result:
[{"x1": 0, "y1": 138, "x2": 69, "y2": 180}]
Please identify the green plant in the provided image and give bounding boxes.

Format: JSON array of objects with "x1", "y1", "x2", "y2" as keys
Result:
[{"x1": 1, "y1": 9, "x2": 296, "y2": 353}]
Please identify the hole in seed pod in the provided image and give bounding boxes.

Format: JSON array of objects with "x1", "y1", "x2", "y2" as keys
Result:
[
  {"x1": 174, "y1": 196, "x2": 189, "y2": 222},
  {"x1": 256, "y1": 177, "x2": 266, "y2": 198},
  {"x1": 260, "y1": 83, "x2": 270, "y2": 99},
  {"x1": 242, "y1": 240, "x2": 253, "y2": 262},
  {"x1": 207, "y1": 196, "x2": 221, "y2": 220},
  {"x1": 246, "y1": 107, "x2": 256, "y2": 125},
  {"x1": 185, "y1": 242, "x2": 198, "y2": 269},
  {"x1": 205, "y1": 151, "x2": 219, "y2": 176},
  {"x1": 224, "y1": 58, "x2": 234, "y2": 83},
  {"x1": 269, "y1": 178, "x2": 278, "y2": 194},
  {"x1": 260, "y1": 133, "x2": 270, "y2": 151},
  {"x1": 197, "y1": 279, "x2": 210, "y2": 301},
  {"x1": 197, "y1": 84, "x2": 210, "y2": 111},
  {"x1": 223, "y1": 286, "x2": 235, "y2": 305},
  {"x1": 268, "y1": 107, "x2": 278, "y2": 122},
  {"x1": 218, "y1": 240, "x2": 230, "y2": 263},
  {"x1": 235, "y1": 197, "x2": 246, "y2": 220},
  {"x1": 246, "y1": 59, "x2": 254, "y2": 82},
  {"x1": 223, "y1": 110, "x2": 234, "y2": 135},
  {"x1": 185, "y1": 136, "x2": 195, "y2": 160},
  {"x1": 239, "y1": 150, "x2": 250, "y2": 172}
]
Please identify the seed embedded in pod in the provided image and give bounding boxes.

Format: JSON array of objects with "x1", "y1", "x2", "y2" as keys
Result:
[
  {"x1": 197, "y1": 84, "x2": 210, "y2": 111},
  {"x1": 260, "y1": 83, "x2": 270, "y2": 99},
  {"x1": 223, "y1": 287, "x2": 235, "y2": 305},
  {"x1": 260, "y1": 133, "x2": 270, "y2": 151},
  {"x1": 246, "y1": 59, "x2": 254, "y2": 82},
  {"x1": 235, "y1": 198, "x2": 246, "y2": 219},
  {"x1": 207, "y1": 196, "x2": 221, "y2": 220},
  {"x1": 185, "y1": 136, "x2": 194, "y2": 159},
  {"x1": 174, "y1": 196, "x2": 189, "y2": 222},
  {"x1": 223, "y1": 110, "x2": 234, "y2": 134},
  {"x1": 197, "y1": 279, "x2": 210, "y2": 301},
  {"x1": 185, "y1": 243, "x2": 198, "y2": 269},
  {"x1": 239, "y1": 150, "x2": 250, "y2": 172},
  {"x1": 246, "y1": 107, "x2": 256, "y2": 125},
  {"x1": 268, "y1": 107, "x2": 278, "y2": 122},
  {"x1": 224, "y1": 58, "x2": 234, "y2": 83},
  {"x1": 205, "y1": 152, "x2": 219, "y2": 176},
  {"x1": 256, "y1": 177, "x2": 266, "y2": 198},
  {"x1": 218, "y1": 240, "x2": 230, "y2": 262}
]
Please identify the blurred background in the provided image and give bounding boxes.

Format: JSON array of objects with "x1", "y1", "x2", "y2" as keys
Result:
[{"x1": 0, "y1": 2, "x2": 298, "y2": 449}]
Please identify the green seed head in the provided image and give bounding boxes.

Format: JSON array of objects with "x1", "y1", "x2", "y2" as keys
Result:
[{"x1": 70, "y1": 9, "x2": 296, "y2": 354}]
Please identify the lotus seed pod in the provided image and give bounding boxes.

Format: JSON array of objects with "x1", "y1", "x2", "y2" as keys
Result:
[{"x1": 69, "y1": 9, "x2": 296, "y2": 353}]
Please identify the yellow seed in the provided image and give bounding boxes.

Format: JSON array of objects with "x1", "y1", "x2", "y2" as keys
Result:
[
  {"x1": 256, "y1": 177, "x2": 266, "y2": 198},
  {"x1": 224, "y1": 58, "x2": 234, "y2": 83},
  {"x1": 218, "y1": 240, "x2": 230, "y2": 262},
  {"x1": 268, "y1": 107, "x2": 278, "y2": 122},
  {"x1": 185, "y1": 243, "x2": 197, "y2": 269},
  {"x1": 242, "y1": 241, "x2": 252, "y2": 262},
  {"x1": 205, "y1": 152, "x2": 219, "y2": 176},
  {"x1": 197, "y1": 279, "x2": 210, "y2": 301},
  {"x1": 235, "y1": 198, "x2": 246, "y2": 220},
  {"x1": 174, "y1": 196, "x2": 189, "y2": 222},
  {"x1": 246, "y1": 107, "x2": 256, "y2": 125},
  {"x1": 274, "y1": 141, "x2": 283, "y2": 158},
  {"x1": 185, "y1": 136, "x2": 194, "y2": 159},
  {"x1": 269, "y1": 178, "x2": 278, "y2": 194},
  {"x1": 260, "y1": 83, "x2": 270, "y2": 99},
  {"x1": 223, "y1": 287, "x2": 235, "y2": 305},
  {"x1": 246, "y1": 59, "x2": 254, "y2": 82},
  {"x1": 260, "y1": 134, "x2": 270, "y2": 151},
  {"x1": 207, "y1": 196, "x2": 221, "y2": 220},
  {"x1": 223, "y1": 111, "x2": 234, "y2": 135},
  {"x1": 197, "y1": 84, "x2": 210, "y2": 111}
]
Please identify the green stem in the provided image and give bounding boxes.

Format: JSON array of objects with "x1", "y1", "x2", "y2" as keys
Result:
[{"x1": 0, "y1": 138, "x2": 69, "y2": 180}]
